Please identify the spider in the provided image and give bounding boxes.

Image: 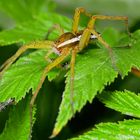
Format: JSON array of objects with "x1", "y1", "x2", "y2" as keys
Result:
[{"x1": 0, "y1": 7, "x2": 129, "y2": 138}]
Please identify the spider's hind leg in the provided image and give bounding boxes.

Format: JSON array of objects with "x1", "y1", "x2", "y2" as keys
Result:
[
  {"x1": 45, "y1": 24, "x2": 64, "y2": 40},
  {"x1": 90, "y1": 29, "x2": 122, "y2": 74}
]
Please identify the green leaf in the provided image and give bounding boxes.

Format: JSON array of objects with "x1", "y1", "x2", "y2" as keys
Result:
[
  {"x1": 0, "y1": 0, "x2": 54, "y2": 23},
  {"x1": 52, "y1": 29, "x2": 140, "y2": 136},
  {"x1": 98, "y1": 90, "x2": 140, "y2": 118},
  {"x1": 0, "y1": 95, "x2": 36, "y2": 140},
  {"x1": 101, "y1": 28, "x2": 120, "y2": 47},
  {"x1": 0, "y1": 48, "x2": 60, "y2": 102},
  {"x1": 69, "y1": 119, "x2": 140, "y2": 140},
  {"x1": 0, "y1": 13, "x2": 72, "y2": 46}
]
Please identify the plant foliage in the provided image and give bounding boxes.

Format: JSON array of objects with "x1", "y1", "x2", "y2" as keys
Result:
[
  {"x1": 0, "y1": 0, "x2": 140, "y2": 140},
  {"x1": 98, "y1": 90, "x2": 140, "y2": 118},
  {"x1": 70, "y1": 119, "x2": 140, "y2": 140}
]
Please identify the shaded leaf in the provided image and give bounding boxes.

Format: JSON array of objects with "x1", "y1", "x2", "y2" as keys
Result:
[
  {"x1": 98, "y1": 90, "x2": 140, "y2": 118},
  {"x1": 0, "y1": 13, "x2": 72, "y2": 45},
  {"x1": 0, "y1": 48, "x2": 61, "y2": 103},
  {"x1": 70, "y1": 119, "x2": 140, "y2": 140},
  {"x1": 0, "y1": 95, "x2": 36, "y2": 140},
  {"x1": 0, "y1": 98, "x2": 15, "y2": 111},
  {"x1": 0, "y1": 0, "x2": 54, "y2": 23}
]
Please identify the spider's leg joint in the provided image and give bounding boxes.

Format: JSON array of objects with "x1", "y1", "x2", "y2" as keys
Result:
[
  {"x1": 75, "y1": 7, "x2": 85, "y2": 13},
  {"x1": 52, "y1": 47, "x2": 61, "y2": 55}
]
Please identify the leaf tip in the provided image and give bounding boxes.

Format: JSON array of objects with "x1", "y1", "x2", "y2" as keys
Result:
[{"x1": 49, "y1": 128, "x2": 60, "y2": 139}]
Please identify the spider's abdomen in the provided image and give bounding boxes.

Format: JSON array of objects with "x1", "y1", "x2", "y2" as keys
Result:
[
  {"x1": 55, "y1": 32, "x2": 78, "y2": 49},
  {"x1": 55, "y1": 31, "x2": 97, "y2": 52}
]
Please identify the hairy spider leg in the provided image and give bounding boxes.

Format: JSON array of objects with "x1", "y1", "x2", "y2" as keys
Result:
[
  {"x1": 45, "y1": 24, "x2": 64, "y2": 40},
  {"x1": 0, "y1": 24, "x2": 64, "y2": 75},
  {"x1": 67, "y1": 7, "x2": 91, "y2": 113},
  {"x1": 69, "y1": 48, "x2": 77, "y2": 113},
  {"x1": 89, "y1": 15, "x2": 130, "y2": 74},
  {"x1": 90, "y1": 15, "x2": 130, "y2": 35},
  {"x1": 90, "y1": 29, "x2": 119, "y2": 73},
  {"x1": 0, "y1": 41, "x2": 54, "y2": 76},
  {"x1": 73, "y1": 8, "x2": 130, "y2": 74},
  {"x1": 72, "y1": 7, "x2": 130, "y2": 35},
  {"x1": 79, "y1": 15, "x2": 129, "y2": 74},
  {"x1": 72, "y1": 7, "x2": 92, "y2": 34},
  {"x1": 29, "y1": 47, "x2": 71, "y2": 139},
  {"x1": 0, "y1": 22, "x2": 66, "y2": 75},
  {"x1": 69, "y1": 8, "x2": 131, "y2": 109}
]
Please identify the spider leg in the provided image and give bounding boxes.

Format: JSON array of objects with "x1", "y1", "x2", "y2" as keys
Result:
[
  {"x1": 78, "y1": 15, "x2": 124, "y2": 75},
  {"x1": 44, "y1": 49, "x2": 55, "y2": 63},
  {"x1": 72, "y1": 7, "x2": 130, "y2": 35},
  {"x1": 0, "y1": 41, "x2": 54, "y2": 76},
  {"x1": 86, "y1": 15, "x2": 129, "y2": 74},
  {"x1": 29, "y1": 48, "x2": 70, "y2": 139},
  {"x1": 90, "y1": 29, "x2": 122, "y2": 74},
  {"x1": 87, "y1": 15, "x2": 130, "y2": 36},
  {"x1": 72, "y1": 7, "x2": 92, "y2": 34},
  {"x1": 45, "y1": 24, "x2": 64, "y2": 40},
  {"x1": 0, "y1": 46, "x2": 27, "y2": 72},
  {"x1": 70, "y1": 48, "x2": 77, "y2": 113},
  {"x1": 78, "y1": 28, "x2": 92, "y2": 51}
]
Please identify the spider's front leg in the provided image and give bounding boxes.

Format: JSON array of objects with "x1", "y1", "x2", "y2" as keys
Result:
[
  {"x1": 78, "y1": 14, "x2": 129, "y2": 74},
  {"x1": 69, "y1": 48, "x2": 77, "y2": 113},
  {"x1": 69, "y1": 7, "x2": 92, "y2": 112},
  {"x1": 90, "y1": 15, "x2": 130, "y2": 35},
  {"x1": 29, "y1": 47, "x2": 70, "y2": 139},
  {"x1": 87, "y1": 15, "x2": 130, "y2": 74},
  {"x1": 72, "y1": 7, "x2": 130, "y2": 35},
  {"x1": 0, "y1": 41, "x2": 54, "y2": 76},
  {"x1": 72, "y1": 7, "x2": 92, "y2": 34}
]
